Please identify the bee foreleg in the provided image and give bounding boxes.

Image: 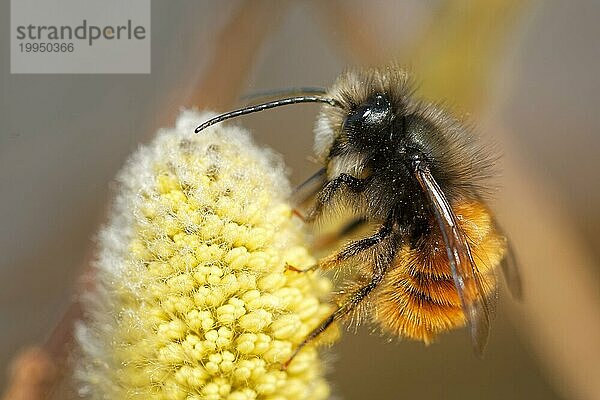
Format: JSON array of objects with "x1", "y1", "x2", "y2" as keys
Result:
[
  {"x1": 287, "y1": 217, "x2": 371, "y2": 273},
  {"x1": 313, "y1": 216, "x2": 368, "y2": 250},
  {"x1": 284, "y1": 262, "x2": 319, "y2": 273},
  {"x1": 318, "y1": 218, "x2": 393, "y2": 270},
  {"x1": 306, "y1": 173, "x2": 365, "y2": 222}
]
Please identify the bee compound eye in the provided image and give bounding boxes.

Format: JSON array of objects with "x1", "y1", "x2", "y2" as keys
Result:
[{"x1": 343, "y1": 94, "x2": 392, "y2": 135}]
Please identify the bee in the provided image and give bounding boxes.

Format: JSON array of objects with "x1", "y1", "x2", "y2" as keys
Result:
[{"x1": 195, "y1": 65, "x2": 521, "y2": 365}]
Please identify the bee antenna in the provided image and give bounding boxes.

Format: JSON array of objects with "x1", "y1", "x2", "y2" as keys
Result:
[
  {"x1": 194, "y1": 96, "x2": 341, "y2": 133},
  {"x1": 240, "y1": 87, "x2": 328, "y2": 102}
]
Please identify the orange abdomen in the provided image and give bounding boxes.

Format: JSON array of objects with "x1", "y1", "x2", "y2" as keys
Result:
[{"x1": 374, "y1": 201, "x2": 506, "y2": 344}]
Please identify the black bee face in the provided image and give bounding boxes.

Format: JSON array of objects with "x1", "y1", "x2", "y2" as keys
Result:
[{"x1": 342, "y1": 93, "x2": 393, "y2": 149}]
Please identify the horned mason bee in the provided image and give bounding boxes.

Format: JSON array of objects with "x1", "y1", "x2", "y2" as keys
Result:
[{"x1": 195, "y1": 65, "x2": 521, "y2": 365}]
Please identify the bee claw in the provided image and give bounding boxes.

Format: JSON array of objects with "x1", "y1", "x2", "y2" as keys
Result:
[
  {"x1": 285, "y1": 263, "x2": 317, "y2": 273},
  {"x1": 281, "y1": 344, "x2": 304, "y2": 371},
  {"x1": 292, "y1": 208, "x2": 306, "y2": 222},
  {"x1": 280, "y1": 358, "x2": 291, "y2": 371}
]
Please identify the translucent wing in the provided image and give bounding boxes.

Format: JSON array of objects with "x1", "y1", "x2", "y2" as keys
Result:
[
  {"x1": 290, "y1": 167, "x2": 327, "y2": 206},
  {"x1": 495, "y1": 223, "x2": 524, "y2": 300},
  {"x1": 415, "y1": 165, "x2": 492, "y2": 356}
]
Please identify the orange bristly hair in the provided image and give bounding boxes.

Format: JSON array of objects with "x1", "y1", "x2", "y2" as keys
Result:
[{"x1": 374, "y1": 201, "x2": 506, "y2": 344}]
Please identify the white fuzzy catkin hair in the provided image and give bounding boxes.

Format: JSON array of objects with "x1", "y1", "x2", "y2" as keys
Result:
[{"x1": 75, "y1": 110, "x2": 338, "y2": 399}]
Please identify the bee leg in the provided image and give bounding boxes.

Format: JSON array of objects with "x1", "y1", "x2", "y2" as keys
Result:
[
  {"x1": 313, "y1": 216, "x2": 368, "y2": 250},
  {"x1": 318, "y1": 218, "x2": 393, "y2": 270},
  {"x1": 291, "y1": 208, "x2": 306, "y2": 222},
  {"x1": 282, "y1": 244, "x2": 396, "y2": 369},
  {"x1": 284, "y1": 263, "x2": 319, "y2": 273},
  {"x1": 306, "y1": 173, "x2": 365, "y2": 222},
  {"x1": 288, "y1": 219, "x2": 391, "y2": 273},
  {"x1": 286, "y1": 218, "x2": 370, "y2": 273}
]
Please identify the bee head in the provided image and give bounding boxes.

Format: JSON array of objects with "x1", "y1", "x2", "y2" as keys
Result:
[{"x1": 314, "y1": 66, "x2": 411, "y2": 162}]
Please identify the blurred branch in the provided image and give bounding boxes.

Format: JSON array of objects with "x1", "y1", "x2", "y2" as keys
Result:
[
  {"x1": 184, "y1": 0, "x2": 289, "y2": 112},
  {"x1": 1, "y1": 348, "x2": 57, "y2": 400},
  {"x1": 315, "y1": 0, "x2": 388, "y2": 66},
  {"x1": 154, "y1": 0, "x2": 289, "y2": 132},
  {"x1": 1, "y1": 255, "x2": 93, "y2": 399}
]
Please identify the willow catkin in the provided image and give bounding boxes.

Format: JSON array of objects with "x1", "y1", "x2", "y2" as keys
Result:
[{"x1": 75, "y1": 110, "x2": 339, "y2": 400}]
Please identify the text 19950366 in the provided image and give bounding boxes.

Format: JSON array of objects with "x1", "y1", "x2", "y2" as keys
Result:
[{"x1": 11, "y1": 0, "x2": 150, "y2": 74}]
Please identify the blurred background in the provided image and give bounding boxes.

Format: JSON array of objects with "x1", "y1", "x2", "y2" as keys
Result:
[{"x1": 1, "y1": 1, "x2": 600, "y2": 399}]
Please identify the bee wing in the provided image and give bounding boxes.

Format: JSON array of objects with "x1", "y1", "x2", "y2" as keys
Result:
[
  {"x1": 290, "y1": 167, "x2": 327, "y2": 206},
  {"x1": 415, "y1": 165, "x2": 492, "y2": 356},
  {"x1": 496, "y1": 226, "x2": 524, "y2": 300}
]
